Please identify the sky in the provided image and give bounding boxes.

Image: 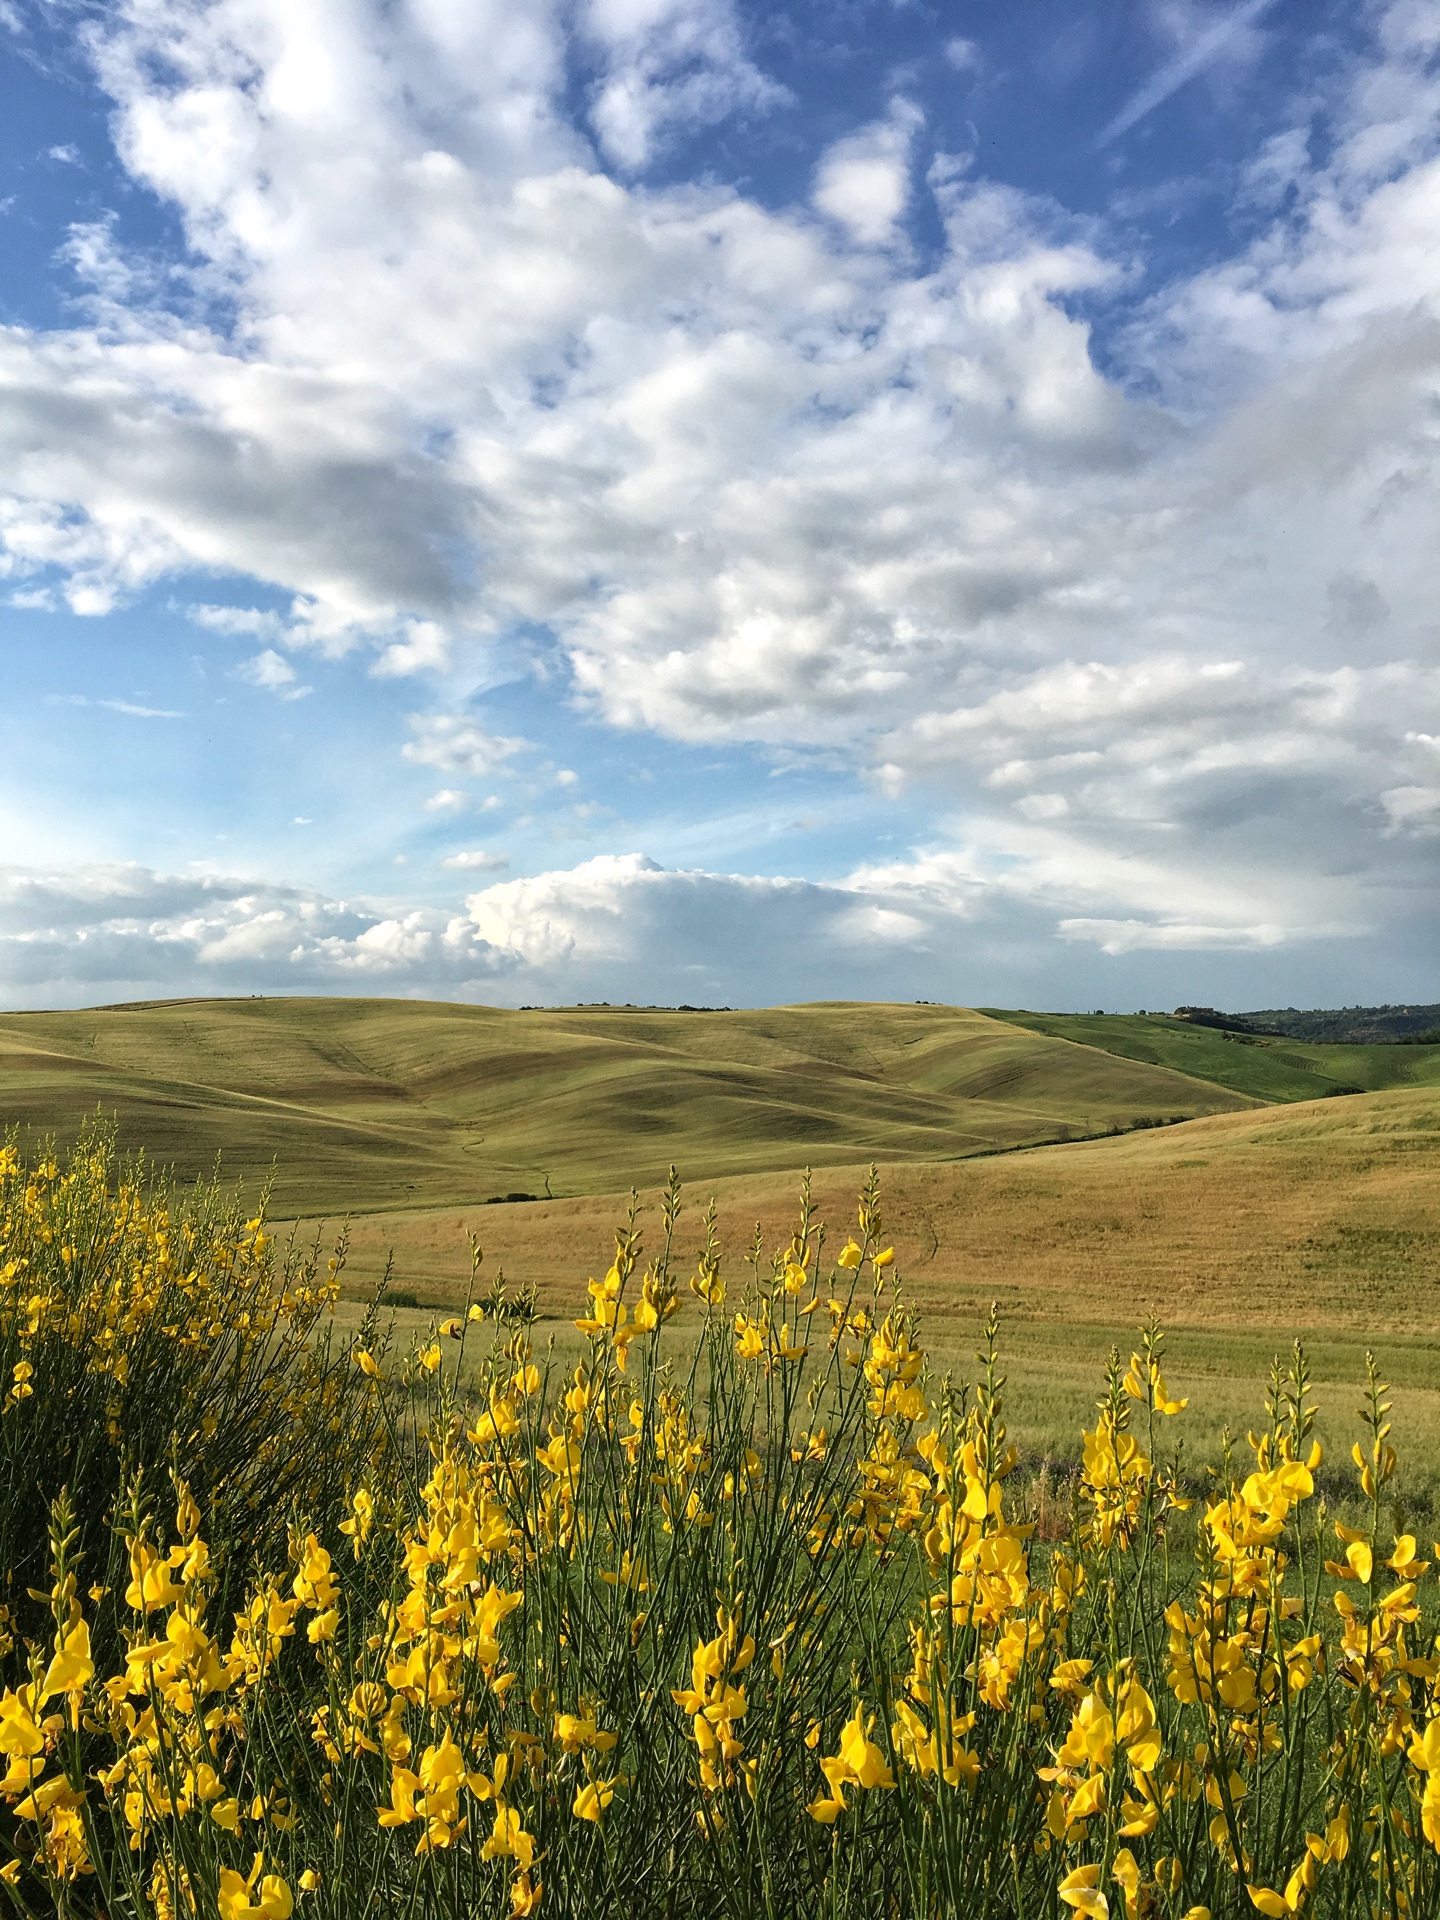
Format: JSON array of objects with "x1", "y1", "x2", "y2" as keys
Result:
[{"x1": 0, "y1": 0, "x2": 1437, "y2": 1014}]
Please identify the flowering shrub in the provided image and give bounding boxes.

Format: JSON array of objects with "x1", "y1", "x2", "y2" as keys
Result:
[{"x1": 0, "y1": 1138, "x2": 1437, "y2": 1918}]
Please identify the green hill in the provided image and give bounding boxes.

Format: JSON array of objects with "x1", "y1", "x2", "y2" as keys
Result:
[
  {"x1": 981, "y1": 1009, "x2": 1440, "y2": 1105},
  {"x1": 0, "y1": 997, "x2": 1254, "y2": 1216},
  {"x1": 1240, "y1": 1003, "x2": 1440, "y2": 1045}
]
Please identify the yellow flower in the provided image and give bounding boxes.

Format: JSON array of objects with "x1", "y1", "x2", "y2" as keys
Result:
[
  {"x1": 298, "y1": 1871, "x2": 320, "y2": 1893},
  {"x1": 1111, "y1": 1849, "x2": 1141, "y2": 1920},
  {"x1": 1058, "y1": 1864, "x2": 1109, "y2": 1918},
  {"x1": 1389, "y1": 1534, "x2": 1428, "y2": 1576},
  {"x1": 39, "y1": 1618, "x2": 93, "y2": 1705},
  {"x1": 355, "y1": 1350, "x2": 380, "y2": 1378},
  {"x1": 509, "y1": 1873, "x2": 542, "y2": 1917},
  {"x1": 572, "y1": 1778, "x2": 615, "y2": 1822},
  {"x1": 836, "y1": 1240, "x2": 863, "y2": 1270},
  {"x1": 1247, "y1": 1852, "x2": 1316, "y2": 1917},
  {"x1": 339, "y1": 1487, "x2": 374, "y2": 1552},
  {"x1": 217, "y1": 1855, "x2": 293, "y2": 1920},
  {"x1": 418, "y1": 1343, "x2": 442, "y2": 1374},
  {"x1": 481, "y1": 1806, "x2": 535, "y2": 1872},
  {"x1": 807, "y1": 1703, "x2": 894, "y2": 1822}
]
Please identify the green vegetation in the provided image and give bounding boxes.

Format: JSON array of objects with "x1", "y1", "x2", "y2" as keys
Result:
[
  {"x1": 982, "y1": 1007, "x2": 1440, "y2": 1105},
  {"x1": 5, "y1": 1130, "x2": 1440, "y2": 1918},
  {"x1": 1242, "y1": 1002, "x2": 1440, "y2": 1044},
  {"x1": 0, "y1": 997, "x2": 1252, "y2": 1217}
]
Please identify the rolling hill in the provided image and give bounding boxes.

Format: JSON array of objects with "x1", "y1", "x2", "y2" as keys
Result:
[
  {"x1": 329, "y1": 1084, "x2": 1440, "y2": 1486},
  {"x1": 0, "y1": 996, "x2": 1254, "y2": 1215},
  {"x1": 981, "y1": 1008, "x2": 1440, "y2": 1105}
]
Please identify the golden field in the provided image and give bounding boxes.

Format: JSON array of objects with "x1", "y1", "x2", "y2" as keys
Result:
[
  {"x1": 319, "y1": 1085, "x2": 1440, "y2": 1493},
  {"x1": 0, "y1": 997, "x2": 1252, "y2": 1215}
]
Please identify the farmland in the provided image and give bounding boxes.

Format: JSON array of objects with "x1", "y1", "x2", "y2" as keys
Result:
[
  {"x1": 4, "y1": 1000, "x2": 1440, "y2": 1915},
  {"x1": 983, "y1": 1007, "x2": 1440, "y2": 1105},
  {"x1": 328, "y1": 1083, "x2": 1440, "y2": 1498},
  {"x1": 3, "y1": 996, "x2": 1437, "y2": 1479},
  {"x1": 0, "y1": 996, "x2": 1253, "y2": 1216}
]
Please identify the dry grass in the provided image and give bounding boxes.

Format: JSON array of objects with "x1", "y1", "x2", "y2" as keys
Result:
[
  {"x1": 0, "y1": 996, "x2": 1251, "y2": 1214},
  {"x1": 309, "y1": 1084, "x2": 1440, "y2": 1497}
]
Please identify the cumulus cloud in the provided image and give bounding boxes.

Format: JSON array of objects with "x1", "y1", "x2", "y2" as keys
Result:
[
  {"x1": 401, "y1": 716, "x2": 531, "y2": 776},
  {"x1": 0, "y1": 863, "x2": 507, "y2": 1004},
  {"x1": 439, "y1": 848, "x2": 509, "y2": 871},
  {"x1": 579, "y1": 0, "x2": 787, "y2": 169},
  {"x1": 232, "y1": 649, "x2": 311, "y2": 698},
  {"x1": 0, "y1": 0, "x2": 1437, "y2": 986},
  {"x1": 187, "y1": 605, "x2": 284, "y2": 639},
  {"x1": 0, "y1": 839, "x2": 1417, "y2": 1013},
  {"x1": 463, "y1": 852, "x2": 954, "y2": 994},
  {"x1": 812, "y1": 100, "x2": 922, "y2": 247}
]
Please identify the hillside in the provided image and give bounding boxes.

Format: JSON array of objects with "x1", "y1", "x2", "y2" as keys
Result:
[
  {"x1": 982, "y1": 1008, "x2": 1440, "y2": 1105},
  {"x1": 1239, "y1": 1002, "x2": 1440, "y2": 1044},
  {"x1": 0, "y1": 997, "x2": 1254, "y2": 1216},
  {"x1": 329, "y1": 1084, "x2": 1440, "y2": 1480}
]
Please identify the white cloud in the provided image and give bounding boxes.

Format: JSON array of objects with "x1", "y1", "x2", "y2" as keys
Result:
[
  {"x1": 401, "y1": 715, "x2": 531, "y2": 775},
  {"x1": 0, "y1": 862, "x2": 507, "y2": 1002},
  {"x1": 812, "y1": 100, "x2": 922, "y2": 247},
  {"x1": 439, "y1": 848, "x2": 509, "y2": 870},
  {"x1": 48, "y1": 694, "x2": 184, "y2": 719},
  {"x1": 372, "y1": 620, "x2": 451, "y2": 678},
  {"x1": 1058, "y1": 918, "x2": 1290, "y2": 954},
  {"x1": 579, "y1": 0, "x2": 787, "y2": 169},
  {"x1": 0, "y1": 1, "x2": 1437, "y2": 996},
  {"x1": 0, "y1": 837, "x2": 1411, "y2": 1014},
  {"x1": 188, "y1": 604, "x2": 284, "y2": 638},
  {"x1": 423, "y1": 788, "x2": 469, "y2": 813},
  {"x1": 233, "y1": 649, "x2": 312, "y2": 698}
]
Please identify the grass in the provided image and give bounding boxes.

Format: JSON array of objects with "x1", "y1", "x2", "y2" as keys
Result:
[
  {"x1": 9, "y1": 994, "x2": 1440, "y2": 1505},
  {"x1": 982, "y1": 1007, "x2": 1440, "y2": 1105},
  {"x1": 321, "y1": 1085, "x2": 1440, "y2": 1504},
  {"x1": 6, "y1": 1129, "x2": 1440, "y2": 1918},
  {"x1": 0, "y1": 997, "x2": 1254, "y2": 1216}
]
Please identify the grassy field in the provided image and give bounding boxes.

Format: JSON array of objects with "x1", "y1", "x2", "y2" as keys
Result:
[
  {"x1": 0, "y1": 996, "x2": 1253, "y2": 1215},
  {"x1": 6, "y1": 993, "x2": 1438, "y2": 1497},
  {"x1": 325, "y1": 1084, "x2": 1440, "y2": 1500},
  {"x1": 983, "y1": 1005, "x2": 1440, "y2": 1104},
  {"x1": 11, "y1": 1128, "x2": 1437, "y2": 1917}
]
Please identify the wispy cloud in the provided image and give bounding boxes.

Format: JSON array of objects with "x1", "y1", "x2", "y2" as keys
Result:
[
  {"x1": 439, "y1": 849, "x2": 509, "y2": 871},
  {"x1": 1097, "y1": 0, "x2": 1277, "y2": 146},
  {"x1": 232, "y1": 650, "x2": 312, "y2": 700},
  {"x1": 48, "y1": 695, "x2": 184, "y2": 719}
]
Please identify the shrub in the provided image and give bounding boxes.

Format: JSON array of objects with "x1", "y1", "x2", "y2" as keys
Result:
[{"x1": 0, "y1": 1145, "x2": 1436, "y2": 1918}]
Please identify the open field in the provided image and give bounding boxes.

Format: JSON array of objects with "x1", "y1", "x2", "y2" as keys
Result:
[
  {"x1": 0, "y1": 995, "x2": 1253, "y2": 1214},
  {"x1": 985, "y1": 1005, "x2": 1440, "y2": 1104},
  {"x1": 6, "y1": 993, "x2": 1438, "y2": 1491},
  {"x1": 10, "y1": 1127, "x2": 1437, "y2": 1916},
  {"x1": 321, "y1": 1084, "x2": 1440, "y2": 1496}
]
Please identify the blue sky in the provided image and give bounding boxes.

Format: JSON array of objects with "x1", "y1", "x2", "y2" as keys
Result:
[{"x1": 1, "y1": 0, "x2": 1437, "y2": 1011}]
